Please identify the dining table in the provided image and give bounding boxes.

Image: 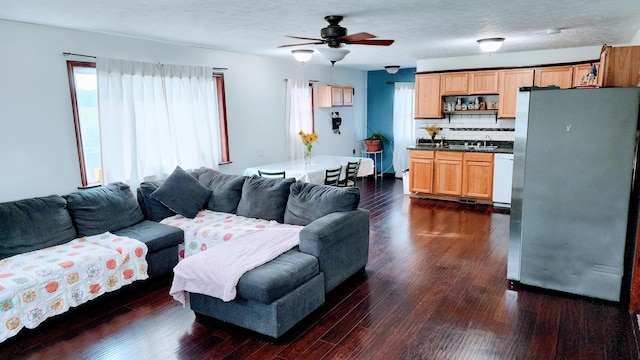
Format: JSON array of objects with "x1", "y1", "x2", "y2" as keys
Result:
[{"x1": 243, "y1": 155, "x2": 374, "y2": 184}]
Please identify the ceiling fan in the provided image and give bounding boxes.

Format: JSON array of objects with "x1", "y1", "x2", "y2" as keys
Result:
[{"x1": 279, "y1": 15, "x2": 395, "y2": 49}]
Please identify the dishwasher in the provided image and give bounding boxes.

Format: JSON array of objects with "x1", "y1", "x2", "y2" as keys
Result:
[{"x1": 493, "y1": 153, "x2": 514, "y2": 207}]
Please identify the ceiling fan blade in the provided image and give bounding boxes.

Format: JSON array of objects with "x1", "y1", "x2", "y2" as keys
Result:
[
  {"x1": 350, "y1": 39, "x2": 395, "y2": 46},
  {"x1": 287, "y1": 35, "x2": 324, "y2": 42},
  {"x1": 341, "y1": 32, "x2": 376, "y2": 42},
  {"x1": 278, "y1": 41, "x2": 324, "y2": 48}
]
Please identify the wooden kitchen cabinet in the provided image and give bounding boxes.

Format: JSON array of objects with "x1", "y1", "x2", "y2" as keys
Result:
[
  {"x1": 600, "y1": 45, "x2": 640, "y2": 87},
  {"x1": 318, "y1": 85, "x2": 353, "y2": 107},
  {"x1": 534, "y1": 66, "x2": 574, "y2": 88},
  {"x1": 498, "y1": 69, "x2": 534, "y2": 118},
  {"x1": 440, "y1": 72, "x2": 469, "y2": 95},
  {"x1": 469, "y1": 71, "x2": 499, "y2": 94},
  {"x1": 462, "y1": 152, "x2": 494, "y2": 199},
  {"x1": 409, "y1": 150, "x2": 434, "y2": 193},
  {"x1": 414, "y1": 74, "x2": 442, "y2": 118},
  {"x1": 434, "y1": 151, "x2": 463, "y2": 196}
]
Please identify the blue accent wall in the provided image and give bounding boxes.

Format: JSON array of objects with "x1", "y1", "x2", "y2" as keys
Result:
[{"x1": 366, "y1": 67, "x2": 416, "y2": 175}]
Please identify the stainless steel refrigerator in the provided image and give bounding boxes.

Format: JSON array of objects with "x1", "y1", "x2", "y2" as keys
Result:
[{"x1": 507, "y1": 87, "x2": 640, "y2": 302}]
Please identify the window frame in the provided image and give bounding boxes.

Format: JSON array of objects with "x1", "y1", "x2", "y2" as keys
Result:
[{"x1": 66, "y1": 61, "x2": 231, "y2": 186}]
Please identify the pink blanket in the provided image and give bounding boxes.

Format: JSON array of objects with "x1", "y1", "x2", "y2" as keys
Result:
[{"x1": 169, "y1": 224, "x2": 301, "y2": 304}]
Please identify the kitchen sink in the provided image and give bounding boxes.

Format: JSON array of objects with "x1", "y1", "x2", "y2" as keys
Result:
[{"x1": 447, "y1": 144, "x2": 498, "y2": 151}]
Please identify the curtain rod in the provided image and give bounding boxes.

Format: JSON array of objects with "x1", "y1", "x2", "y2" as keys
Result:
[
  {"x1": 63, "y1": 52, "x2": 96, "y2": 58},
  {"x1": 63, "y1": 52, "x2": 228, "y2": 71}
]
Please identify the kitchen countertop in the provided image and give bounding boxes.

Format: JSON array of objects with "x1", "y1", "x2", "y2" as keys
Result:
[{"x1": 407, "y1": 145, "x2": 514, "y2": 154}]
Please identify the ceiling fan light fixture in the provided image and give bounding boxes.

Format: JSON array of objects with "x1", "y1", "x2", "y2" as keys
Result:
[
  {"x1": 477, "y1": 37, "x2": 505, "y2": 52},
  {"x1": 318, "y1": 48, "x2": 350, "y2": 63},
  {"x1": 291, "y1": 49, "x2": 314, "y2": 62},
  {"x1": 384, "y1": 65, "x2": 400, "y2": 75}
]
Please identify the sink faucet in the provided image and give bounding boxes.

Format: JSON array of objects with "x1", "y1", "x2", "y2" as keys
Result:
[{"x1": 483, "y1": 135, "x2": 492, "y2": 147}]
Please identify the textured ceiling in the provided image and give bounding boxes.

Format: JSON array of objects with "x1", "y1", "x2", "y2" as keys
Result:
[{"x1": 2, "y1": 0, "x2": 640, "y2": 70}]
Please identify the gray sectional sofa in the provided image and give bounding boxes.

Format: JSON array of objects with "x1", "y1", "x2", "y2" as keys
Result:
[
  {"x1": 0, "y1": 166, "x2": 370, "y2": 340},
  {"x1": 137, "y1": 166, "x2": 371, "y2": 338}
]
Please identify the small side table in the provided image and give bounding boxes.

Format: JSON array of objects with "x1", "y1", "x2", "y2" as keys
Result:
[{"x1": 361, "y1": 149, "x2": 383, "y2": 181}]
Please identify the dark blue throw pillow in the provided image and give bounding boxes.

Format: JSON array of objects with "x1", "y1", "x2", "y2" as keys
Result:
[{"x1": 151, "y1": 166, "x2": 211, "y2": 218}]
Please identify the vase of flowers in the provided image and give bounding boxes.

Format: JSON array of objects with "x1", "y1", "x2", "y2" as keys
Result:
[
  {"x1": 425, "y1": 124, "x2": 440, "y2": 143},
  {"x1": 299, "y1": 131, "x2": 318, "y2": 165}
]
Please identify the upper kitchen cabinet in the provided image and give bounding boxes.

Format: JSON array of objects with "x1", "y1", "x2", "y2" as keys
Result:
[
  {"x1": 469, "y1": 71, "x2": 499, "y2": 94},
  {"x1": 415, "y1": 74, "x2": 442, "y2": 118},
  {"x1": 533, "y1": 66, "x2": 574, "y2": 88},
  {"x1": 318, "y1": 85, "x2": 353, "y2": 107},
  {"x1": 498, "y1": 69, "x2": 534, "y2": 119},
  {"x1": 573, "y1": 63, "x2": 599, "y2": 87},
  {"x1": 600, "y1": 45, "x2": 640, "y2": 87},
  {"x1": 440, "y1": 72, "x2": 469, "y2": 95}
]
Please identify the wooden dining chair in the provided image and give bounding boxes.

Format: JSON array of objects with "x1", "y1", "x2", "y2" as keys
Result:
[
  {"x1": 323, "y1": 167, "x2": 342, "y2": 186},
  {"x1": 338, "y1": 160, "x2": 361, "y2": 187},
  {"x1": 258, "y1": 170, "x2": 286, "y2": 178}
]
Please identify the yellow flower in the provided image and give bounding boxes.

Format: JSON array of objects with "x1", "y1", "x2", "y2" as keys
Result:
[
  {"x1": 424, "y1": 125, "x2": 440, "y2": 137},
  {"x1": 298, "y1": 131, "x2": 318, "y2": 146}
]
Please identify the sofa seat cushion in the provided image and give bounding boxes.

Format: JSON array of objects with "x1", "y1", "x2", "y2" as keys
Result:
[
  {"x1": 64, "y1": 182, "x2": 144, "y2": 236},
  {"x1": 113, "y1": 220, "x2": 183, "y2": 253},
  {"x1": 236, "y1": 249, "x2": 319, "y2": 304},
  {"x1": 0, "y1": 195, "x2": 77, "y2": 259}
]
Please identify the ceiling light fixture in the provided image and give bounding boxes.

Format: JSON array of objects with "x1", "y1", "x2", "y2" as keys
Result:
[
  {"x1": 384, "y1": 66, "x2": 400, "y2": 75},
  {"x1": 547, "y1": 28, "x2": 561, "y2": 34},
  {"x1": 477, "y1": 37, "x2": 505, "y2": 53},
  {"x1": 317, "y1": 48, "x2": 350, "y2": 65},
  {"x1": 291, "y1": 49, "x2": 314, "y2": 63}
]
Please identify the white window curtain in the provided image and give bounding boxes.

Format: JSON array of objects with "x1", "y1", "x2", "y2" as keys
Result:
[
  {"x1": 97, "y1": 57, "x2": 220, "y2": 187},
  {"x1": 392, "y1": 82, "x2": 415, "y2": 178},
  {"x1": 285, "y1": 79, "x2": 313, "y2": 160}
]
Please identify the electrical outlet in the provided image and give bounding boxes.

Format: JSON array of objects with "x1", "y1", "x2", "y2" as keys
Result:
[{"x1": 352, "y1": 149, "x2": 356, "y2": 154}]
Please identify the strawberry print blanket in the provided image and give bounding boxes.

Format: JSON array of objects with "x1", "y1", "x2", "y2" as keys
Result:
[{"x1": 0, "y1": 232, "x2": 148, "y2": 343}]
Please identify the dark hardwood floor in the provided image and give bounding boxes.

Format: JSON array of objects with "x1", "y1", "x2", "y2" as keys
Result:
[{"x1": 2, "y1": 178, "x2": 639, "y2": 359}]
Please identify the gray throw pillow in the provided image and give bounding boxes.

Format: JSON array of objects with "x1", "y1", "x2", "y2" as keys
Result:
[
  {"x1": 65, "y1": 182, "x2": 144, "y2": 236},
  {"x1": 151, "y1": 166, "x2": 211, "y2": 218},
  {"x1": 191, "y1": 167, "x2": 246, "y2": 213},
  {"x1": 236, "y1": 176, "x2": 295, "y2": 223},
  {"x1": 284, "y1": 181, "x2": 361, "y2": 225}
]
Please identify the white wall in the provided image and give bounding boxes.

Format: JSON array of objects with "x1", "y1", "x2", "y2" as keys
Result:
[{"x1": 0, "y1": 20, "x2": 366, "y2": 202}]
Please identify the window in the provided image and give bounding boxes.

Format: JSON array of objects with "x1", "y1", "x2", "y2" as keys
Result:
[{"x1": 66, "y1": 61, "x2": 230, "y2": 187}]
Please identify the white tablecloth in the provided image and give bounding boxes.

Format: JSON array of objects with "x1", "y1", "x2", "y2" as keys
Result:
[{"x1": 243, "y1": 155, "x2": 374, "y2": 184}]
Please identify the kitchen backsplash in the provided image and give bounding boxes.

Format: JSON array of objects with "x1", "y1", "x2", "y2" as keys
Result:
[{"x1": 415, "y1": 114, "x2": 515, "y2": 143}]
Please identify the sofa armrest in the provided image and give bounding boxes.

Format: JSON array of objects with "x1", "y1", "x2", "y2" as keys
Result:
[{"x1": 298, "y1": 208, "x2": 370, "y2": 292}]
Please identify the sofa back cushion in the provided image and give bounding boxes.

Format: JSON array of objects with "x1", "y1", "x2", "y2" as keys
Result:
[
  {"x1": 0, "y1": 195, "x2": 78, "y2": 259},
  {"x1": 284, "y1": 182, "x2": 361, "y2": 226},
  {"x1": 236, "y1": 176, "x2": 295, "y2": 223},
  {"x1": 137, "y1": 181, "x2": 177, "y2": 222},
  {"x1": 191, "y1": 167, "x2": 246, "y2": 213},
  {"x1": 64, "y1": 182, "x2": 144, "y2": 236}
]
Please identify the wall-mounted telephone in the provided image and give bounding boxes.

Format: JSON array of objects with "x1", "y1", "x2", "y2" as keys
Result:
[{"x1": 332, "y1": 112, "x2": 342, "y2": 134}]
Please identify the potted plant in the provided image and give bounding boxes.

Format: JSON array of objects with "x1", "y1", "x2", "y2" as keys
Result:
[{"x1": 363, "y1": 131, "x2": 390, "y2": 152}]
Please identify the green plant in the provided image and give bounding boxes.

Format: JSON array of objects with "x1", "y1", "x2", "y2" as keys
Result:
[{"x1": 366, "y1": 132, "x2": 390, "y2": 145}]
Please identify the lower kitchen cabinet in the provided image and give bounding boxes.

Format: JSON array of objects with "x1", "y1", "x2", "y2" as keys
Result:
[
  {"x1": 409, "y1": 150, "x2": 495, "y2": 203},
  {"x1": 434, "y1": 151, "x2": 463, "y2": 196},
  {"x1": 409, "y1": 150, "x2": 434, "y2": 193},
  {"x1": 462, "y1": 152, "x2": 494, "y2": 199}
]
